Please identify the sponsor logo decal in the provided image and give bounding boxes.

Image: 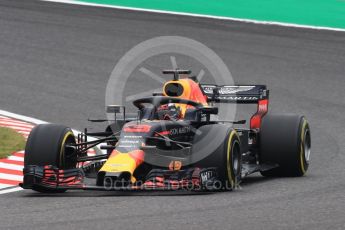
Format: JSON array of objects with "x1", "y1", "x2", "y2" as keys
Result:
[
  {"x1": 200, "y1": 169, "x2": 217, "y2": 183},
  {"x1": 201, "y1": 85, "x2": 217, "y2": 94},
  {"x1": 218, "y1": 86, "x2": 255, "y2": 94},
  {"x1": 123, "y1": 124, "x2": 151, "y2": 133},
  {"x1": 169, "y1": 126, "x2": 191, "y2": 135},
  {"x1": 169, "y1": 161, "x2": 182, "y2": 171},
  {"x1": 117, "y1": 135, "x2": 143, "y2": 148},
  {"x1": 218, "y1": 96, "x2": 258, "y2": 101}
]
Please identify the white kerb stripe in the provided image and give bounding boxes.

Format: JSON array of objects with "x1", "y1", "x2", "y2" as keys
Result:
[
  {"x1": 7, "y1": 156, "x2": 24, "y2": 162},
  {"x1": 0, "y1": 163, "x2": 23, "y2": 171},
  {"x1": 0, "y1": 173, "x2": 23, "y2": 181}
]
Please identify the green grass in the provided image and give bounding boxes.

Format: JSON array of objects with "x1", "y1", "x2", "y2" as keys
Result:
[{"x1": 0, "y1": 127, "x2": 26, "y2": 159}]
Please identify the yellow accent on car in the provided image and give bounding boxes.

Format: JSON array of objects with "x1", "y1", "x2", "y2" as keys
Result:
[
  {"x1": 163, "y1": 79, "x2": 191, "y2": 99},
  {"x1": 99, "y1": 152, "x2": 138, "y2": 182},
  {"x1": 163, "y1": 79, "x2": 191, "y2": 115},
  {"x1": 163, "y1": 78, "x2": 208, "y2": 116}
]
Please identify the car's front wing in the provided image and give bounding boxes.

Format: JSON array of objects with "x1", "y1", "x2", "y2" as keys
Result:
[{"x1": 20, "y1": 165, "x2": 220, "y2": 192}]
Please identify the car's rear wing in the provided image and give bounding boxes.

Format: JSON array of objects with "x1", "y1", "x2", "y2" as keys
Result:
[
  {"x1": 200, "y1": 85, "x2": 269, "y2": 104},
  {"x1": 200, "y1": 84, "x2": 269, "y2": 129}
]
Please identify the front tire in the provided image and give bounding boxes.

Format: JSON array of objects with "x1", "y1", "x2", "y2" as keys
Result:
[
  {"x1": 24, "y1": 124, "x2": 77, "y2": 193},
  {"x1": 260, "y1": 114, "x2": 311, "y2": 177}
]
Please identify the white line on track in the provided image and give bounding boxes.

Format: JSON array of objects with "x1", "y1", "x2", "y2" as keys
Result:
[
  {"x1": 0, "y1": 184, "x2": 10, "y2": 189},
  {"x1": 0, "y1": 187, "x2": 23, "y2": 195},
  {"x1": 0, "y1": 110, "x2": 47, "y2": 125},
  {"x1": 41, "y1": 0, "x2": 345, "y2": 32}
]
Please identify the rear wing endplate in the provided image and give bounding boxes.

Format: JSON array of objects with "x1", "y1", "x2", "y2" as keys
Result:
[{"x1": 200, "y1": 85, "x2": 269, "y2": 104}]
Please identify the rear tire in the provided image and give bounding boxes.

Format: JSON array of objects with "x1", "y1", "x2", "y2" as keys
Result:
[
  {"x1": 192, "y1": 125, "x2": 242, "y2": 190},
  {"x1": 260, "y1": 114, "x2": 311, "y2": 177},
  {"x1": 24, "y1": 124, "x2": 77, "y2": 193}
]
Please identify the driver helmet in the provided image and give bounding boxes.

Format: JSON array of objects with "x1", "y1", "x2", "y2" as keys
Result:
[{"x1": 157, "y1": 103, "x2": 182, "y2": 120}]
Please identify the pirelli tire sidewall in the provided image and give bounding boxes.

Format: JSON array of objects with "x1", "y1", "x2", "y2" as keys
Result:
[
  {"x1": 224, "y1": 129, "x2": 242, "y2": 190},
  {"x1": 260, "y1": 114, "x2": 311, "y2": 177},
  {"x1": 25, "y1": 124, "x2": 76, "y2": 168},
  {"x1": 24, "y1": 124, "x2": 76, "y2": 193},
  {"x1": 191, "y1": 124, "x2": 242, "y2": 190}
]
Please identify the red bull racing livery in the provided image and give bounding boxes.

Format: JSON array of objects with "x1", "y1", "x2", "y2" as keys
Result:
[{"x1": 20, "y1": 69, "x2": 311, "y2": 193}]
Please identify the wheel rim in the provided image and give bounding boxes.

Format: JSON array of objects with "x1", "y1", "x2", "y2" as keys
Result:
[
  {"x1": 232, "y1": 141, "x2": 240, "y2": 174},
  {"x1": 304, "y1": 129, "x2": 311, "y2": 163},
  {"x1": 62, "y1": 134, "x2": 77, "y2": 169}
]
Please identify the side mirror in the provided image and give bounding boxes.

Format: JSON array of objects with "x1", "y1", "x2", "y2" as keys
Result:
[
  {"x1": 106, "y1": 105, "x2": 123, "y2": 113},
  {"x1": 106, "y1": 105, "x2": 126, "y2": 122},
  {"x1": 199, "y1": 107, "x2": 218, "y2": 115}
]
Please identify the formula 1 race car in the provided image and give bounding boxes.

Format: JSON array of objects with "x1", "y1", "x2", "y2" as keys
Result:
[{"x1": 20, "y1": 69, "x2": 311, "y2": 193}]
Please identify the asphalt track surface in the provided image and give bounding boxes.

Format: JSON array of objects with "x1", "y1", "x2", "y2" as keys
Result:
[{"x1": 1, "y1": 0, "x2": 345, "y2": 229}]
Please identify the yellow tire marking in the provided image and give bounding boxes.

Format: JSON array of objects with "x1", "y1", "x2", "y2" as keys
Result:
[
  {"x1": 60, "y1": 131, "x2": 74, "y2": 167},
  {"x1": 226, "y1": 130, "x2": 239, "y2": 188}
]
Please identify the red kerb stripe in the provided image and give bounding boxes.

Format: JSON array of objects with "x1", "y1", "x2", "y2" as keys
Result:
[
  {"x1": 0, "y1": 168, "x2": 23, "y2": 176},
  {"x1": 0, "y1": 178, "x2": 21, "y2": 185}
]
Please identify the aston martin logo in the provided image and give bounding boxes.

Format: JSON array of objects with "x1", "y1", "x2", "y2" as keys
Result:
[{"x1": 218, "y1": 86, "x2": 255, "y2": 95}]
